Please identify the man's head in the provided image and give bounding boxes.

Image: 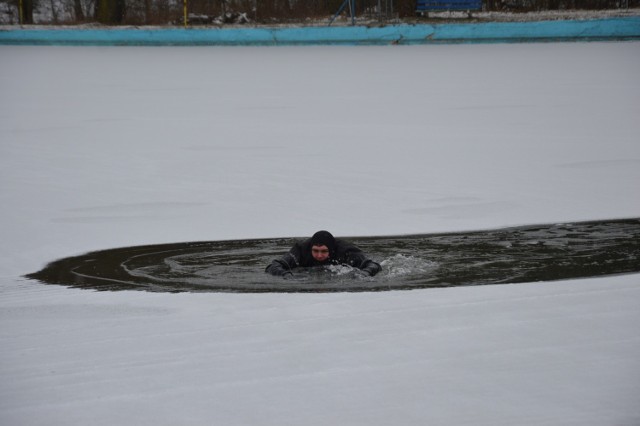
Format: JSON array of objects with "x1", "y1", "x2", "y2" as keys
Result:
[{"x1": 310, "y1": 230, "x2": 336, "y2": 263}]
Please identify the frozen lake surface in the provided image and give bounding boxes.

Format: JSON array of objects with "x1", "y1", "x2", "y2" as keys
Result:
[{"x1": 2, "y1": 43, "x2": 640, "y2": 425}]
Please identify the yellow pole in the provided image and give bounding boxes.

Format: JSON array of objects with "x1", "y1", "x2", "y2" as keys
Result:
[
  {"x1": 19, "y1": 0, "x2": 23, "y2": 25},
  {"x1": 183, "y1": 0, "x2": 188, "y2": 28}
]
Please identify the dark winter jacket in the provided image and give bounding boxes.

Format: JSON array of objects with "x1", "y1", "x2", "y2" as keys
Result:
[{"x1": 265, "y1": 237, "x2": 382, "y2": 277}]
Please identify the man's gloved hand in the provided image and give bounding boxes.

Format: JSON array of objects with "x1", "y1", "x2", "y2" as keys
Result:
[
  {"x1": 282, "y1": 271, "x2": 294, "y2": 279},
  {"x1": 357, "y1": 268, "x2": 372, "y2": 277},
  {"x1": 359, "y1": 263, "x2": 380, "y2": 277}
]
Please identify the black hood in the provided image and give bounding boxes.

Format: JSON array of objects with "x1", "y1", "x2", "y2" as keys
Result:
[{"x1": 310, "y1": 230, "x2": 337, "y2": 256}]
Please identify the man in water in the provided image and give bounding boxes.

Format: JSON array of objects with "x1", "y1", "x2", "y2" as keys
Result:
[{"x1": 265, "y1": 230, "x2": 382, "y2": 278}]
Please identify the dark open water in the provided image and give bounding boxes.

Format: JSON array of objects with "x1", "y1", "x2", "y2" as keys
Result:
[{"x1": 26, "y1": 218, "x2": 640, "y2": 293}]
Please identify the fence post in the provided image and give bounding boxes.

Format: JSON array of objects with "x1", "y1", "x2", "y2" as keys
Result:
[{"x1": 183, "y1": 0, "x2": 188, "y2": 27}]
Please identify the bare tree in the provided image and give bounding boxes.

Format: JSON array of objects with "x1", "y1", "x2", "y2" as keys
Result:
[
  {"x1": 96, "y1": 0, "x2": 125, "y2": 23},
  {"x1": 19, "y1": 0, "x2": 35, "y2": 23},
  {"x1": 73, "y1": 0, "x2": 86, "y2": 19}
]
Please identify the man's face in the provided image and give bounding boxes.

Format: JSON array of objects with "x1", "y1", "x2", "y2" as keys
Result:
[{"x1": 311, "y1": 245, "x2": 330, "y2": 262}]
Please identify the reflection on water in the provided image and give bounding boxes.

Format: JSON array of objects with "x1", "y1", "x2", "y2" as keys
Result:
[{"x1": 26, "y1": 218, "x2": 640, "y2": 293}]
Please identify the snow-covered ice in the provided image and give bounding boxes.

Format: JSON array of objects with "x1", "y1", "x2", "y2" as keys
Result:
[{"x1": 1, "y1": 42, "x2": 639, "y2": 425}]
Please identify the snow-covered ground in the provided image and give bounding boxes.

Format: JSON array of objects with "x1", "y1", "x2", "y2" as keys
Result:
[
  {"x1": 1, "y1": 4, "x2": 640, "y2": 26},
  {"x1": 1, "y1": 42, "x2": 639, "y2": 425}
]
